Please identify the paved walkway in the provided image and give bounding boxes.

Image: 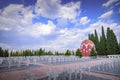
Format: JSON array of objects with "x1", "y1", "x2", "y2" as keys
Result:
[{"x1": 0, "y1": 59, "x2": 120, "y2": 80}]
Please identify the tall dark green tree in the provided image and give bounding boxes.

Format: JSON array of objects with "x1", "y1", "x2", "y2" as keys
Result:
[
  {"x1": 0, "y1": 47, "x2": 3, "y2": 57},
  {"x1": 100, "y1": 26, "x2": 107, "y2": 55},
  {"x1": 94, "y1": 29, "x2": 100, "y2": 55},
  {"x1": 89, "y1": 34, "x2": 95, "y2": 42},
  {"x1": 106, "y1": 27, "x2": 119, "y2": 54}
]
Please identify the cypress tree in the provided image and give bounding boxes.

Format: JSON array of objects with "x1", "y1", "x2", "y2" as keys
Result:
[
  {"x1": 94, "y1": 29, "x2": 100, "y2": 55},
  {"x1": 110, "y1": 30, "x2": 119, "y2": 54},
  {"x1": 106, "y1": 27, "x2": 112, "y2": 54},
  {"x1": 89, "y1": 34, "x2": 95, "y2": 42},
  {"x1": 100, "y1": 26, "x2": 107, "y2": 55},
  {"x1": 106, "y1": 27, "x2": 119, "y2": 54}
]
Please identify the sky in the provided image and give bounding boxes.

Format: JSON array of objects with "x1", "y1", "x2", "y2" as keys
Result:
[{"x1": 0, "y1": 0, "x2": 120, "y2": 52}]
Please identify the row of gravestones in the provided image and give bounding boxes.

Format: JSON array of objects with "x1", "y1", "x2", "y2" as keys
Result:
[
  {"x1": 38, "y1": 56, "x2": 95, "y2": 64},
  {"x1": 0, "y1": 56, "x2": 94, "y2": 68},
  {"x1": 0, "y1": 57, "x2": 31, "y2": 69},
  {"x1": 91, "y1": 58, "x2": 120, "y2": 76},
  {"x1": 1, "y1": 56, "x2": 116, "y2": 72},
  {"x1": 108, "y1": 55, "x2": 120, "y2": 59},
  {"x1": 0, "y1": 56, "x2": 76, "y2": 72},
  {"x1": 22, "y1": 65, "x2": 111, "y2": 80},
  {"x1": 40, "y1": 58, "x2": 119, "y2": 80}
]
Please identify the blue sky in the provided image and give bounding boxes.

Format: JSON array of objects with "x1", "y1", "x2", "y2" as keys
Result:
[{"x1": 0, "y1": 0, "x2": 120, "y2": 52}]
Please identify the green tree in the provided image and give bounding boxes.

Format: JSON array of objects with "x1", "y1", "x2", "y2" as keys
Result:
[
  {"x1": 37, "y1": 48, "x2": 44, "y2": 56},
  {"x1": 65, "y1": 49, "x2": 71, "y2": 56},
  {"x1": 89, "y1": 34, "x2": 95, "y2": 42},
  {"x1": 55, "y1": 51, "x2": 59, "y2": 55},
  {"x1": 0, "y1": 47, "x2": 3, "y2": 57},
  {"x1": 22, "y1": 50, "x2": 32, "y2": 56},
  {"x1": 3, "y1": 49, "x2": 9, "y2": 57},
  {"x1": 90, "y1": 48, "x2": 97, "y2": 57},
  {"x1": 106, "y1": 27, "x2": 119, "y2": 54},
  {"x1": 94, "y1": 29, "x2": 100, "y2": 55},
  {"x1": 100, "y1": 26, "x2": 107, "y2": 55},
  {"x1": 75, "y1": 49, "x2": 82, "y2": 58},
  {"x1": 47, "y1": 51, "x2": 53, "y2": 55}
]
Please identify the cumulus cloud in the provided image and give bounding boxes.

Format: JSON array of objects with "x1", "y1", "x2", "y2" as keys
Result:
[
  {"x1": 99, "y1": 10, "x2": 113, "y2": 19},
  {"x1": 35, "y1": 0, "x2": 80, "y2": 20},
  {"x1": 0, "y1": 0, "x2": 81, "y2": 37},
  {"x1": 0, "y1": 3, "x2": 56, "y2": 38},
  {"x1": 57, "y1": 18, "x2": 68, "y2": 27},
  {"x1": 80, "y1": 16, "x2": 91, "y2": 25},
  {"x1": 18, "y1": 21, "x2": 56, "y2": 37},
  {"x1": 0, "y1": 4, "x2": 35, "y2": 31},
  {"x1": 102, "y1": 0, "x2": 118, "y2": 7}
]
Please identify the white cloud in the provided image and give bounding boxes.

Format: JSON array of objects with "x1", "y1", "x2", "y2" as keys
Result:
[
  {"x1": 18, "y1": 21, "x2": 56, "y2": 37},
  {"x1": 0, "y1": 26, "x2": 11, "y2": 31},
  {"x1": 35, "y1": 0, "x2": 80, "y2": 20},
  {"x1": 102, "y1": 0, "x2": 118, "y2": 7},
  {"x1": 0, "y1": 4, "x2": 56, "y2": 38},
  {"x1": 57, "y1": 18, "x2": 68, "y2": 27},
  {"x1": 35, "y1": 0, "x2": 60, "y2": 19},
  {"x1": 80, "y1": 16, "x2": 90, "y2": 25},
  {"x1": 42, "y1": 28, "x2": 86, "y2": 52},
  {"x1": 99, "y1": 10, "x2": 113, "y2": 19},
  {"x1": 19, "y1": 27, "x2": 87, "y2": 52},
  {"x1": 0, "y1": 0, "x2": 81, "y2": 37},
  {"x1": 0, "y1": 4, "x2": 35, "y2": 31},
  {"x1": 59, "y1": 2, "x2": 80, "y2": 20}
]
